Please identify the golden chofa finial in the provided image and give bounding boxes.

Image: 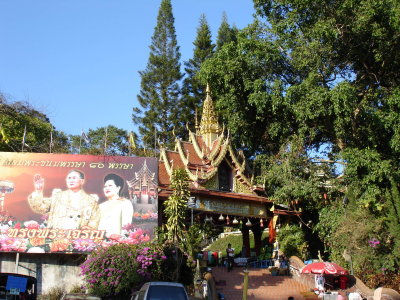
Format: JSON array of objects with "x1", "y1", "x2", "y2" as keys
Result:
[{"x1": 199, "y1": 84, "x2": 221, "y2": 148}]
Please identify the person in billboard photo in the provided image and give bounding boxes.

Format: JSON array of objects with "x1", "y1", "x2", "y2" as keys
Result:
[
  {"x1": 98, "y1": 173, "x2": 134, "y2": 236},
  {"x1": 28, "y1": 170, "x2": 100, "y2": 230}
]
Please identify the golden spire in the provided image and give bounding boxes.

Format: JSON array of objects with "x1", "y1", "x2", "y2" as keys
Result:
[{"x1": 199, "y1": 84, "x2": 221, "y2": 148}]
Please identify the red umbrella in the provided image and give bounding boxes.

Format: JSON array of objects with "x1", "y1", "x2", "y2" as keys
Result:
[{"x1": 301, "y1": 262, "x2": 349, "y2": 275}]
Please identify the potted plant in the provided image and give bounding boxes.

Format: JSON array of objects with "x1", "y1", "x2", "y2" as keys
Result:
[{"x1": 270, "y1": 266, "x2": 279, "y2": 276}]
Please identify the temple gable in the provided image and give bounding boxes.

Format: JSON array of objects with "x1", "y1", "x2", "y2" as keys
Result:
[{"x1": 159, "y1": 85, "x2": 256, "y2": 195}]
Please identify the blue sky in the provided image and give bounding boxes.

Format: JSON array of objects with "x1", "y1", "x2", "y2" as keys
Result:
[{"x1": 0, "y1": 1, "x2": 255, "y2": 136}]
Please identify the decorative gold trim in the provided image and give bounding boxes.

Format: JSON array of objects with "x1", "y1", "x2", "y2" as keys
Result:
[
  {"x1": 185, "y1": 165, "x2": 199, "y2": 181},
  {"x1": 228, "y1": 144, "x2": 245, "y2": 173},
  {"x1": 209, "y1": 133, "x2": 224, "y2": 161},
  {"x1": 176, "y1": 139, "x2": 189, "y2": 166},
  {"x1": 199, "y1": 166, "x2": 219, "y2": 181},
  {"x1": 160, "y1": 148, "x2": 173, "y2": 177},
  {"x1": 228, "y1": 144, "x2": 252, "y2": 187},
  {"x1": 235, "y1": 169, "x2": 252, "y2": 187},
  {"x1": 211, "y1": 140, "x2": 229, "y2": 167},
  {"x1": 189, "y1": 130, "x2": 204, "y2": 159},
  {"x1": 199, "y1": 85, "x2": 221, "y2": 140}
]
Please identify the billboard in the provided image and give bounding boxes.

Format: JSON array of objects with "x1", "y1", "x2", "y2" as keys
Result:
[{"x1": 0, "y1": 152, "x2": 158, "y2": 253}]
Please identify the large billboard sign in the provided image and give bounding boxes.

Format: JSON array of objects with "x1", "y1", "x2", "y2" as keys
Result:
[{"x1": 0, "y1": 152, "x2": 158, "y2": 253}]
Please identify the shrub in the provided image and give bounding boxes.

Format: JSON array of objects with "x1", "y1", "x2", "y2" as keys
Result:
[
  {"x1": 80, "y1": 243, "x2": 166, "y2": 297},
  {"x1": 69, "y1": 285, "x2": 85, "y2": 294},
  {"x1": 38, "y1": 286, "x2": 64, "y2": 300},
  {"x1": 278, "y1": 224, "x2": 308, "y2": 259},
  {"x1": 161, "y1": 242, "x2": 195, "y2": 285},
  {"x1": 80, "y1": 242, "x2": 195, "y2": 298}
]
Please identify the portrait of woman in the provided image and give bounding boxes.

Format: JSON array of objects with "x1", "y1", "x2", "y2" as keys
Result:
[{"x1": 98, "y1": 173, "x2": 133, "y2": 236}]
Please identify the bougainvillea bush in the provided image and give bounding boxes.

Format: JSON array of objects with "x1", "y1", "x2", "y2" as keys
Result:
[
  {"x1": 80, "y1": 242, "x2": 195, "y2": 298},
  {"x1": 80, "y1": 243, "x2": 164, "y2": 297}
]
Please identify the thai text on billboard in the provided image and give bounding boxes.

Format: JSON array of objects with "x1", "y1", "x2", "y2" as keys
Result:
[{"x1": 0, "y1": 152, "x2": 158, "y2": 253}]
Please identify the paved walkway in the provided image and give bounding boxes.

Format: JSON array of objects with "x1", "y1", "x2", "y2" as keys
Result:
[{"x1": 211, "y1": 266, "x2": 319, "y2": 300}]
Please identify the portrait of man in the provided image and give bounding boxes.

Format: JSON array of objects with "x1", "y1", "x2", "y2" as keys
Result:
[{"x1": 27, "y1": 170, "x2": 100, "y2": 230}]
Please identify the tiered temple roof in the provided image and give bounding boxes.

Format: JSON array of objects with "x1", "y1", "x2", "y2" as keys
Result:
[{"x1": 158, "y1": 85, "x2": 263, "y2": 199}]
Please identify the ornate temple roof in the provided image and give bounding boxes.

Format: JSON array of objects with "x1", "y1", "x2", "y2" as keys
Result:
[
  {"x1": 198, "y1": 84, "x2": 221, "y2": 147},
  {"x1": 158, "y1": 85, "x2": 261, "y2": 199},
  {"x1": 127, "y1": 160, "x2": 156, "y2": 187}
]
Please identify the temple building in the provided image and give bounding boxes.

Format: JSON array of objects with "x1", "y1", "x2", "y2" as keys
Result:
[{"x1": 157, "y1": 85, "x2": 295, "y2": 256}]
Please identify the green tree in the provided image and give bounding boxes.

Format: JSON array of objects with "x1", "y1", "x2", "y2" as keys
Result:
[
  {"x1": 70, "y1": 126, "x2": 130, "y2": 156},
  {"x1": 216, "y1": 12, "x2": 238, "y2": 51},
  {"x1": 133, "y1": 0, "x2": 182, "y2": 149},
  {"x1": 199, "y1": 0, "x2": 400, "y2": 280},
  {"x1": 177, "y1": 14, "x2": 215, "y2": 139},
  {"x1": 162, "y1": 169, "x2": 191, "y2": 282},
  {"x1": 0, "y1": 94, "x2": 69, "y2": 153},
  {"x1": 257, "y1": 136, "x2": 334, "y2": 212},
  {"x1": 278, "y1": 224, "x2": 308, "y2": 259},
  {"x1": 164, "y1": 169, "x2": 190, "y2": 244},
  {"x1": 198, "y1": 24, "x2": 291, "y2": 154}
]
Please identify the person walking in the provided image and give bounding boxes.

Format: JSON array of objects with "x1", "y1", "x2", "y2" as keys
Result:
[{"x1": 226, "y1": 243, "x2": 235, "y2": 272}]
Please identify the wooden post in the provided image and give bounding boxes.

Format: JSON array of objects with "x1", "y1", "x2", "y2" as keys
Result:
[
  {"x1": 241, "y1": 226, "x2": 250, "y2": 257},
  {"x1": 242, "y1": 269, "x2": 249, "y2": 300},
  {"x1": 252, "y1": 225, "x2": 263, "y2": 256},
  {"x1": 15, "y1": 253, "x2": 19, "y2": 273}
]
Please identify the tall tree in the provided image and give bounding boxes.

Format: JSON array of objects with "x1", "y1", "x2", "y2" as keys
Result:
[
  {"x1": 177, "y1": 14, "x2": 215, "y2": 139},
  {"x1": 133, "y1": 0, "x2": 182, "y2": 149},
  {"x1": 198, "y1": 25, "x2": 291, "y2": 155},
  {"x1": 216, "y1": 12, "x2": 238, "y2": 51}
]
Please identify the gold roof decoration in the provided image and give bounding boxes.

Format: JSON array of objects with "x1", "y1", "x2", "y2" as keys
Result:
[
  {"x1": 199, "y1": 84, "x2": 221, "y2": 148},
  {"x1": 157, "y1": 84, "x2": 262, "y2": 196}
]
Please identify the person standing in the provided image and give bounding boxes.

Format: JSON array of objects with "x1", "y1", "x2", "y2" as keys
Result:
[
  {"x1": 226, "y1": 243, "x2": 235, "y2": 272},
  {"x1": 28, "y1": 170, "x2": 100, "y2": 229},
  {"x1": 315, "y1": 274, "x2": 325, "y2": 293}
]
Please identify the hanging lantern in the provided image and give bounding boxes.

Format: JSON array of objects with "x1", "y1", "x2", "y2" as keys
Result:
[
  {"x1": 218, "y1": 214, "x2": 224, "y2": 221},
  {"x1": 232, "y1": 217, "x2": 239, "y2": 225},
  {"x1": 246, "y1": 219, "x2": 252, "y2": 227},
  {"x1": 260, "y1": 218, "x2": 264, "y2": 228},
  {"x1": 226, "y1": 215, "x2": 230, "y2": 224}
]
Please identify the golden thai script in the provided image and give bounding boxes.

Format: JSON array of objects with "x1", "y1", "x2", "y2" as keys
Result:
[
  {"x1": 1, "y1": 159, "x2": 86, "y2": 168},
  {"x1": 107, "y1": 163, "x2": 135, "y2": 169},
  {"x1": 7, "y1": 228, "x2": 106, "y2": 240}
]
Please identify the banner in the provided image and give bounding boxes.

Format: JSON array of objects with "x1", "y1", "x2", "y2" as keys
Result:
[{"x1": 0, "y1": 152, "x2": 158, "y2": 253}]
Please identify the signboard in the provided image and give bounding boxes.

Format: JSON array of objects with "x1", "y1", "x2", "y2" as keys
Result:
[
  {"x1": 6, "y1": 275, "x2": 27, "y2": 293},
  {"x1": 0, "y1": 152, "x2": 158, "y2": 253},
  {"x1": 196, "y1": 198, "x2": 267, "y2": 217}
]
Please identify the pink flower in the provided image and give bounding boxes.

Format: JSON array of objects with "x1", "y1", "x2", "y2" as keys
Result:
[
  {"x1": 24, "y1": 220, "x2": 40, "y2": 229},
  {"x1": 368, "y1": 238, "x2": 380, "y2": 248},
  {"x1": 72, "y1": 239, "x2": 97, "y2": 252},
  {"x1": 108, "y1": 234, "x2": 121, "y2": 241},
  {"x1": 0, "y1": 236, "x2": 28, "y2": 252}
]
